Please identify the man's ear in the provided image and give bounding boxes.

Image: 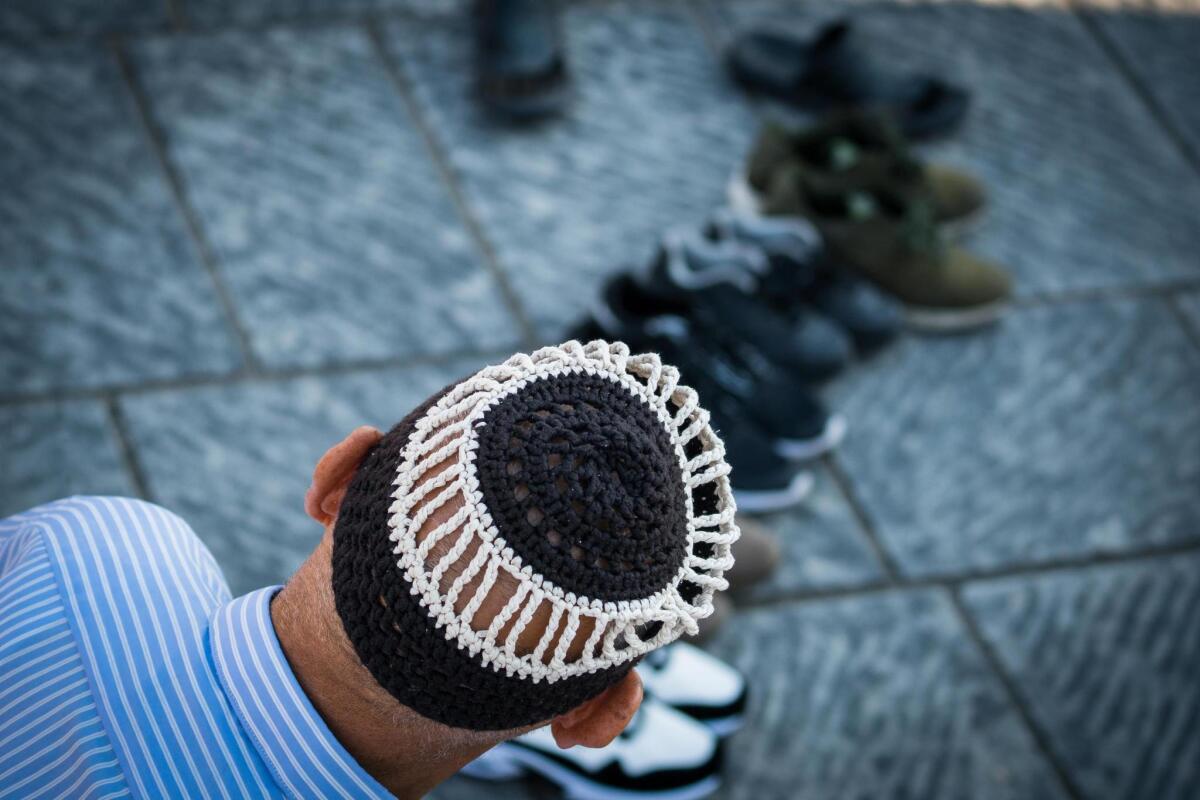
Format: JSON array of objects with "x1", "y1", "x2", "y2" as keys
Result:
[
  {"x1": 549, "y1": 670, "x2": 643, "y2": 749},
  {"x1": 304, "y1": 426, "x2": 382, "y2": 526}
]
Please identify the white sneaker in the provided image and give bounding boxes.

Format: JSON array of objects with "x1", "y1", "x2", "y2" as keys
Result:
[
  {"x1": 460, "y1": 696, "x2": 722, "y2": 800},
  {"x1": 637, "y1": 643, "x2": 748, "y2": 737}
]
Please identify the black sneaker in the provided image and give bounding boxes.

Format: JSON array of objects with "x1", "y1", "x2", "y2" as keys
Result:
[
  {"x1": 719, "y1": 422, "x2": 816, "y2": 513},
  {"x1": 707, "y1": 210, "x2": 903, "y2": 354},
  {"x1": 594, "y1": 275, "x2": 846, "y2": 460},
  {"x1": 637, "y1": 643, "x2": 748, "y2": 737},
  {"x1": 460, "y1": 696, "x2": 723, "y2": 800},
  {"x1": 584, "y1": 280, "x2": 842, "y2": 512},
  {"x1": 640, "y1": 231, "x2": 853, "y2": 382},
  {"x1": 571, "y1": 301, "x2": 809, "y2": 510}
]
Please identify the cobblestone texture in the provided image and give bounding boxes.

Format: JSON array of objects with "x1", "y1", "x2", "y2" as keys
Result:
[
  {"x1": 130, "y1": 27, "x2": 522, "y2": 370},
  {"x1": 1176, "y1": 292, "x2": 1200, "y2": 343},
  {"x1": 0, "y1": 401, "x2": 135, "y2": 517},
  {"x1": 0, "y1": 43, "x2": 243, "y2": 395},
  {"x1": 1088, "y1": 7, "x2": 1200, "y2": 160},
  {"x1": 707, "y1": 590, "x2": 1068, "y2": 800},
  {"x1": 0, "y1": 1, "x2": 169, "y2": 37},
  {"x1": 181, "y1": 0, "x2": 464, "y2": 27},
  {"x1": 120, "y1": 358, "x2": 483, "y2": 594},
  {"x1": 829, "y1": 299, "x2": 1200, "y2": 578},
  {"x1": 965, "y1": 555, "x2": 1200, "y2": 800}
]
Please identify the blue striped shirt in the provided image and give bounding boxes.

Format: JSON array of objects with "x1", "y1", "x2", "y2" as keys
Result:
[{"x1": 0, "y1": 496, "x2": 392, "y2": 799}]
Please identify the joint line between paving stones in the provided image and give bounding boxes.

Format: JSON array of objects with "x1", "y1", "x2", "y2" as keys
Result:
[
  {"x1": 821, "y1": 452, "x2": 904, "y2": 581},
  {"x1": 737, "y1": 536, "x2": 1200, "y2": 613},
  {"x1": 105, "y1": 396, "x2": 154, "y2": 502},
  {"x1": 1166, "y1": 294, "x2": 1200, "y2": 354},
  {"x1": 108, "y1": 38, "x2": 264, "y2": 375},
  {"x1": 947, "y1": 588, "x2": 1087, "y2": 800},
  {"x1": 1016, "y1": 277, "x2": 1200, "y2": 308},
  {"x1": 1075, "y1": 9, "x2": 1200, "y2": 178},
  {"x1": 0, "y1": 346, "x2": 515, "y2": 408},
  {"x1": 680, "y1": 0, "x2": 724, "y2": 56},
  {"x1": 363, "y1": 17, "x2": 540, "y2": 351}
]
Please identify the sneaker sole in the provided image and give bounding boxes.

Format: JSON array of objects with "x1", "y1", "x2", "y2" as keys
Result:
[
  {"x1": 904, "y1": 299, "x2": 1010, "y2": 332},
  {"x1": 773, "y1": 413, "x2": 848, "y2": 462},
  {"x1": 732, "y1": 470, "x2": 815, "y2": 514},
  {"x1": 940, "y1": 207, "x2": 985, "y2": 241},
  {"x1": 460, "y1": 744, "x2": 721, "y2": 800}
]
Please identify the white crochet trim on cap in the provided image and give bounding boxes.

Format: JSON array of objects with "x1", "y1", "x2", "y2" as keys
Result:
[{"x1": 387, "y1": 340, "x2": 739, "y2": 684}]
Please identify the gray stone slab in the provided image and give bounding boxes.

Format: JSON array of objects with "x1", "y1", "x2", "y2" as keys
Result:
[
  {"x1": 0, "y1": 401, "x2": 136, "y2": 518},
  {"x1": 1089, "y1": 6, "x2": 1200, "y2": 158},
  {"x1": 386, "y1": 3, "x2": 757, "y2": 336},
  {"x1": 0, "y1": 1, "x2": 168, "y2": 37},
  {"x1": 714, "y1": 0, "x2": 1200, "y2": 294},
  {"x1": 964, "y1": 554, "x2": 1200, "y2": 800},
  {"x1": 0, "y1": 43, "x2": 243, "y2": 396},
  {"x1": 130, "y1": 28, "x2": 522, "y2": 371},
  {"x1": 706, "y1": 590, "x2": 1067, "y2": 799},
  {"x1": 181, "y1": 0, "x2": 461, "y2": 27},
  {"x1": 120, "y1": 356, "x2": 485, "y2": 594},
  {"x1": 738, "y1": 466, "x2": 884, "y2": 603},
  {"x1": 829, "y1": 298, "x2": 1200, "y2": 578},
  {"x1": 1176, "y1": 292, "x2": 1200, "y2": 344}
]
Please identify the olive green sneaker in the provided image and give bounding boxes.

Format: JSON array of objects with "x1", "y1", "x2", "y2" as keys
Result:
[
  {"x1": 734, "y1": 111, "x2": 986, "y2": 231},
  {"x1": 762, "y1": 164, "x2": 1011, "y2": 331}
]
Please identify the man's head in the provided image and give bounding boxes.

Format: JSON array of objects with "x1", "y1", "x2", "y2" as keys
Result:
[{"x1": 296, "y1": 341, "x2": 738, "y2": 752}]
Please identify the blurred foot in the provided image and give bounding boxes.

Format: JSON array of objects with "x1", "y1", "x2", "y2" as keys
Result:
[{"x1": 474, "y1": 0, "x2": 571, "y2": 119}]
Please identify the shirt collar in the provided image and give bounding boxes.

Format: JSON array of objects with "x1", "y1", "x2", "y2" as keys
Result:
[{"x1": 209, "y1": 587, "x2": 393, "y2": 800}]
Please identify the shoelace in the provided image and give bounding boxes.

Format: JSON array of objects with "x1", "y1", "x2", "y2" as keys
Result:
[
  {"x1": 819, "y1": 127, "x2": 923, "y2": 183},
  {"x1": 844, "y1": 189, "x2": 941, "y2": 259},
  {"x1": 827, "y1": 138, "x2": 860, "y2": 171},
  {"x1": 899, "y1": 199, "x2": 941, "y2": 256}
]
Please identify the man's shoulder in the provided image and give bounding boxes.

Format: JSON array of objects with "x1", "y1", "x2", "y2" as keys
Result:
[{"x1": 5, "y1": 496, "x2": 232, "y2": 611}]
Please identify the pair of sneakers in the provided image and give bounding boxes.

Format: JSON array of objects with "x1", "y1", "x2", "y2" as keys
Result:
[
  {"x1": 460, "y1": 642, "x2": 747, "y2": 800},
  {"x1": 731, "y1": 110, "x2": 1012, "y2": 331},
  {"x1": 572, "y1": 231, "x2": 848, "y2": 513},
  {"x1": 704, "y1": 210, "x2": 903, "y2": 356}
]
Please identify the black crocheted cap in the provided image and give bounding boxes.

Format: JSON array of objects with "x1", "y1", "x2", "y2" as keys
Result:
[
  {"x1": 331, "y1": 342, "x2": 738, "y2": 731},
  {"x1": 473, "y1": 371, "x2": 689, "y2": 601}
]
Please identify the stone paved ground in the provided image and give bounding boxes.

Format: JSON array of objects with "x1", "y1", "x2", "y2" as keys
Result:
[{"x1": 2, "y1": 1, "x2": 1198, "y2": 798}]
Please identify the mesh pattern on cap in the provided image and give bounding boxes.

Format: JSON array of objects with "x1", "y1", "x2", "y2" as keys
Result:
[{"x1": 474, "y1": 371, "x2": 689, "y2": 602}]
